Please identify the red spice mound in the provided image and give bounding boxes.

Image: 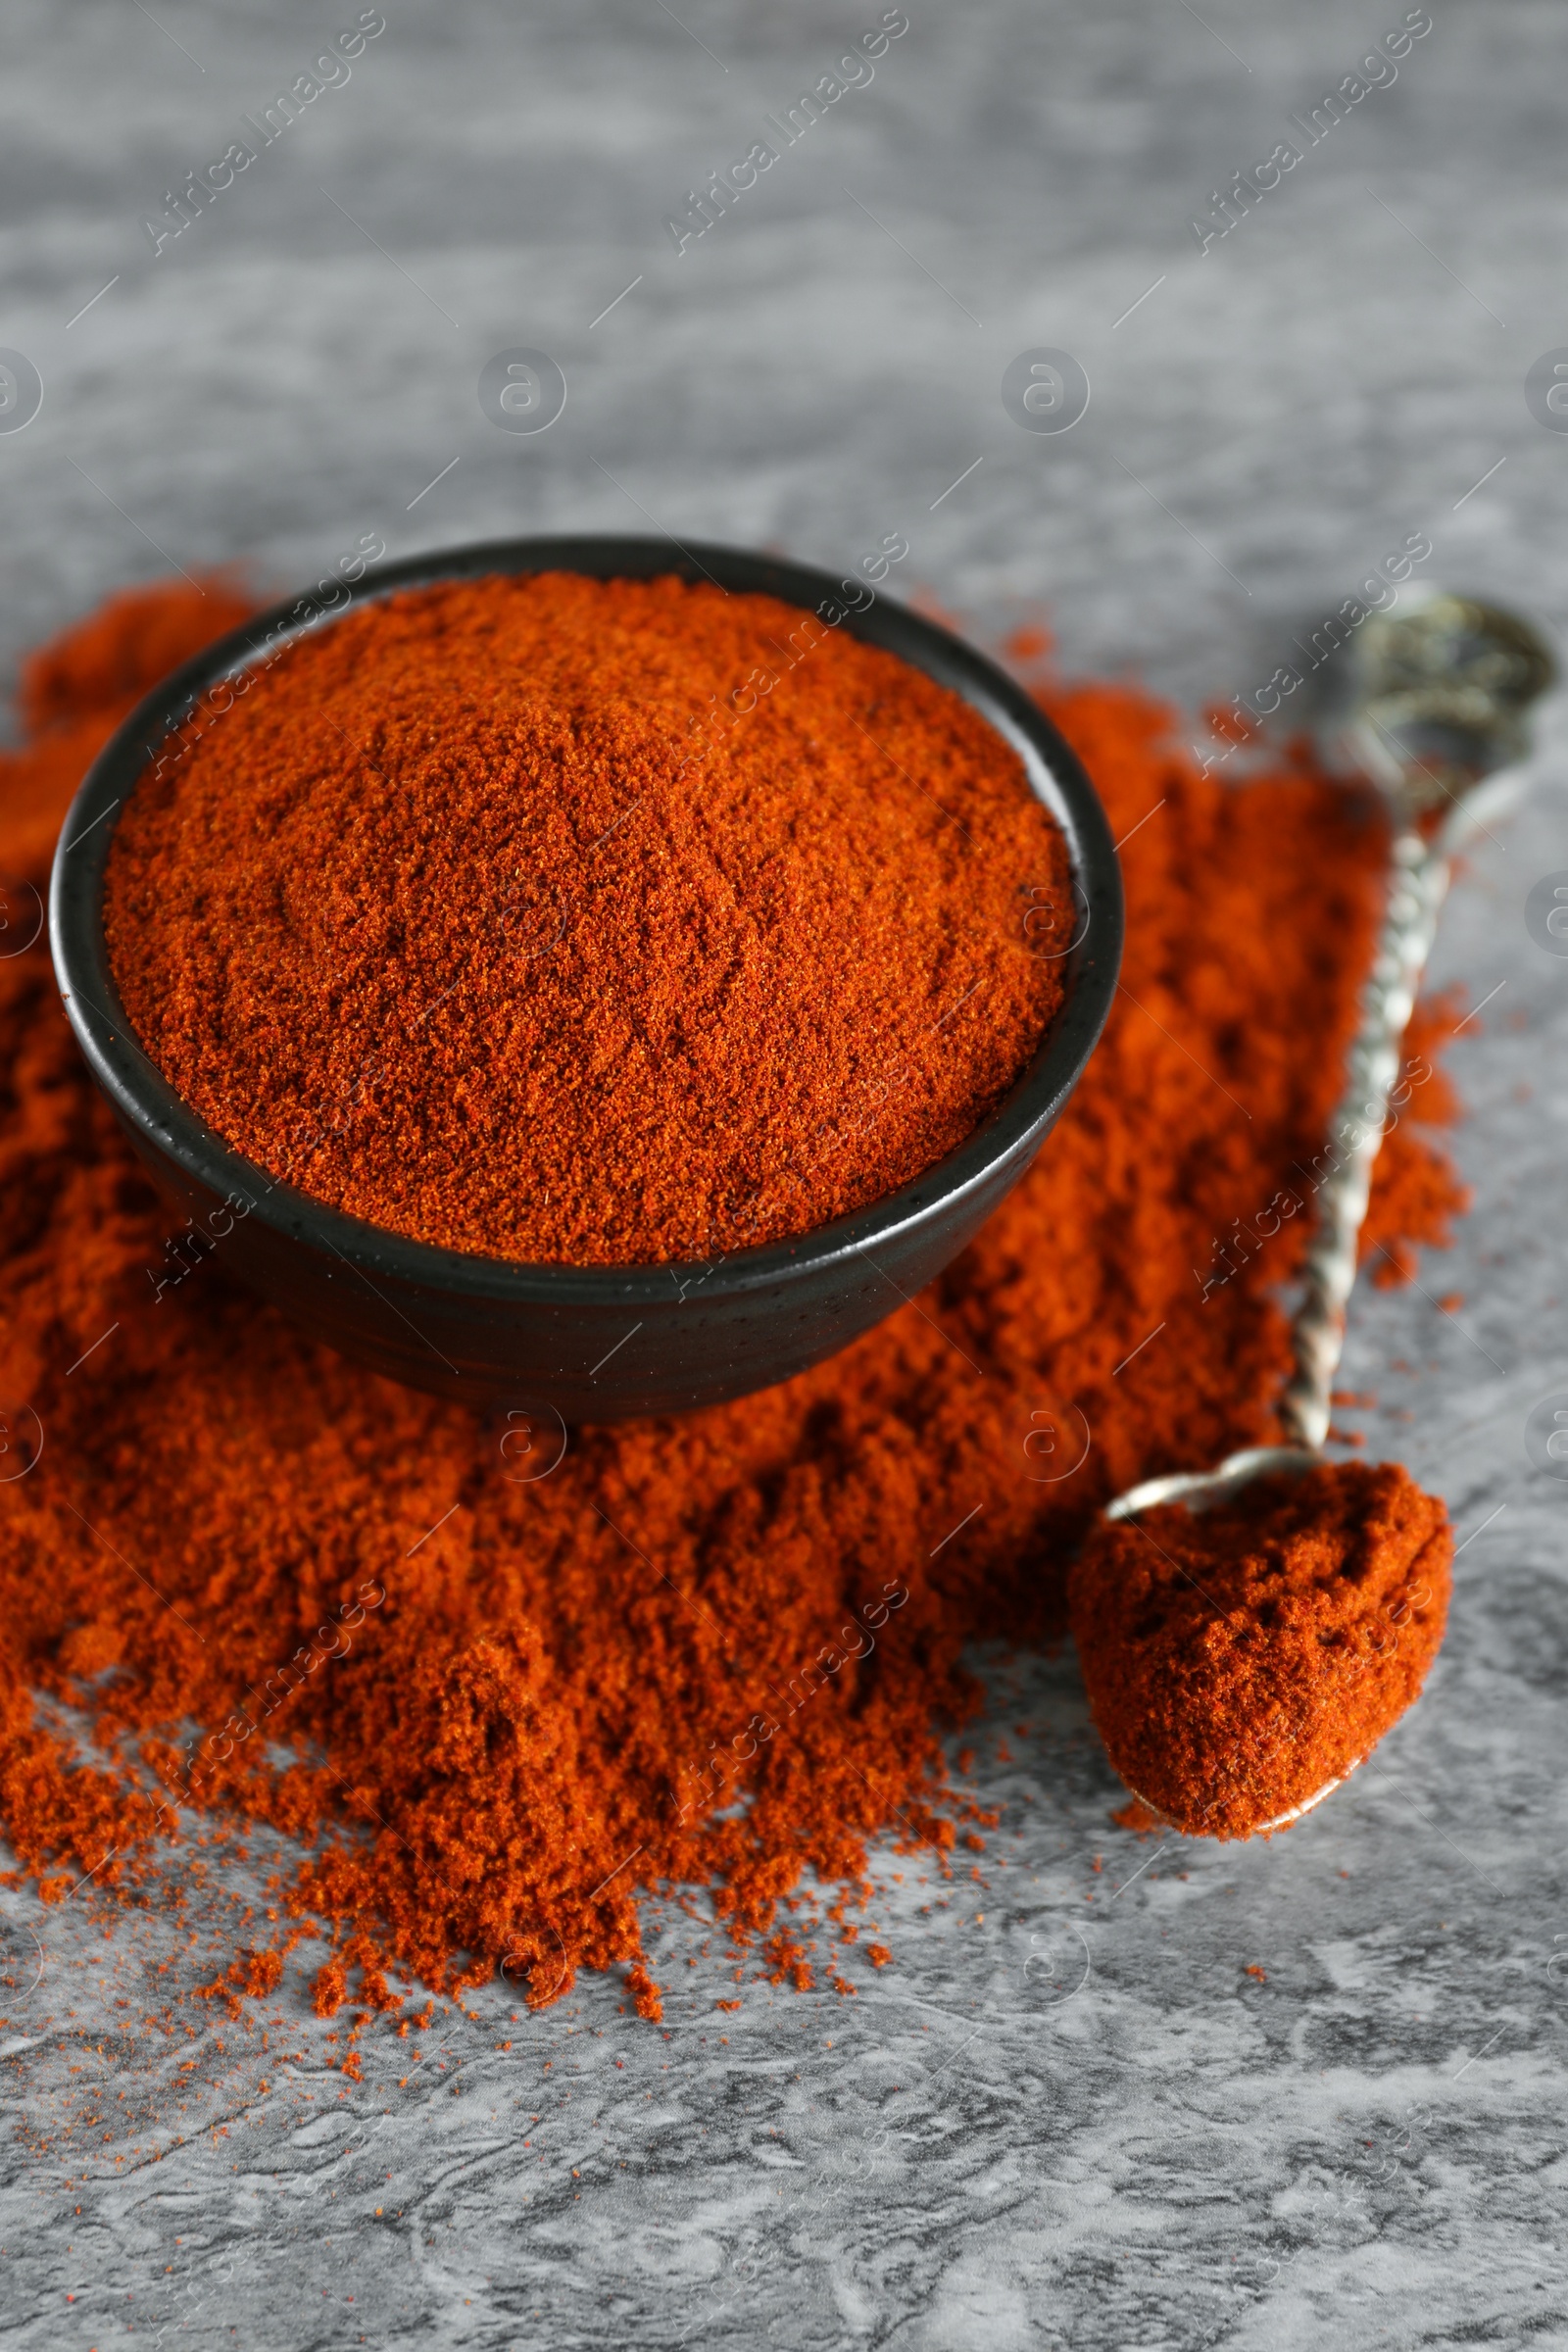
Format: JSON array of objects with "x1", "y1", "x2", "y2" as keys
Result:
[
  {"x1": 1067, "y1": 1462, "x2": 1452, "y2": 1838},
  {"x1": 0, "y1": 583, "x2": 1468, "y2": 2020},
  {"x1": 17, "y1": 574, "x2": 255, "y2": 738},
  {"x1": 101, "y1": 572, "x2": 1074, "y2": 1266}
]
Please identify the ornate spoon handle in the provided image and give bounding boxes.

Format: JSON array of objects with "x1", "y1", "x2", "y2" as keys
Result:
[
  {"x1": 1104, "y1": 589, "x2": 1552, "y2": 1528},
  {"x1": 1279, "y1": 827, "x2": 1449, "y2": 1449},
  {"x1": 1281, "y1": 587, "x2": 1555, "y2": 1445}
]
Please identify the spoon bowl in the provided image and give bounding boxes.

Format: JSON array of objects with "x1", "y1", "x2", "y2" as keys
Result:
[{"x1": 1103, "y1": 1444, "x2": 1317, "y2": 1524}]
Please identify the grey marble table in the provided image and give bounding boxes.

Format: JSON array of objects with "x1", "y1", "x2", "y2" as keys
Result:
[{"x1": 2, "y1": 2, "x2": 1567, "y2": 2343}]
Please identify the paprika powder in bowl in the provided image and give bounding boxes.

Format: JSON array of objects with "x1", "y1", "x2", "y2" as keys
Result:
[{"x1": 51, "y1": 535, "x2": 1121, "y2": 1421}]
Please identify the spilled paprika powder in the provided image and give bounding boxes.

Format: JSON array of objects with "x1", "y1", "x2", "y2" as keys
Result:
[
  {"x1": 0, "y1": 578, "x2": 1467, "y2": 2022},
  {"x1": 102, "y1": 572, "x2": 1075, "y2": 1265}
]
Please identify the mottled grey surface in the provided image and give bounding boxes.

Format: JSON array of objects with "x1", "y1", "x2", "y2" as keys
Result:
[{"x1": 3, "y1": 1, "x2": 1568, "y2": 2344}]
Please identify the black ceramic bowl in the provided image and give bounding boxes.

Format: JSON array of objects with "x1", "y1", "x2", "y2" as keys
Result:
[{"x1": 50, "y1": 535, "x2": 1122, "y2": 1423}]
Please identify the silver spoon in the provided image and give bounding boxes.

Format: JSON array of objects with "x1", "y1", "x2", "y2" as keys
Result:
[{"x1": 1098, "y1": 588, "x2": 1556, "y2": 1832}]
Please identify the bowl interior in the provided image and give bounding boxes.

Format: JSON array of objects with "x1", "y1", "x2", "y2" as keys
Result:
[{"x1": 50, "y1": 534, "x2": 1123, "y2": 1309}]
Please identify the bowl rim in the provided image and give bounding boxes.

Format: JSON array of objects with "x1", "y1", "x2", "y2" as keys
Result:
[{"x1": 49, "y1": 532, "x2": 1123, "y2": 1306}]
